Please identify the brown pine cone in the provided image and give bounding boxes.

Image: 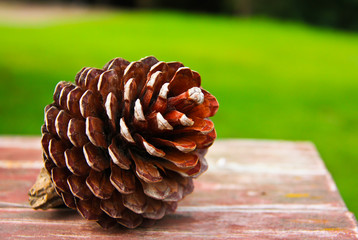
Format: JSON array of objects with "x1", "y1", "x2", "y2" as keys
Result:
[{"x1": 37, "y1": 56, "x2": 218, "y2": 229}]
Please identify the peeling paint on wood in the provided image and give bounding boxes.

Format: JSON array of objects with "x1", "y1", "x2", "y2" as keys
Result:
[{"x1": 0, "y1": 137, "x2": 357, "y2": 239}]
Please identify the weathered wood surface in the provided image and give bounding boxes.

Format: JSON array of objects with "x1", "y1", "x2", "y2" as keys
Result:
[{"x1": 0, "y1": 137, "x2": 357, "y2": 239}]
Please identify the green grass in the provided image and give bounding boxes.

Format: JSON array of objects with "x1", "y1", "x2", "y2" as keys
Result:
[{"x1": 0, "y1": 10, "x2": 357, "y2": 215}]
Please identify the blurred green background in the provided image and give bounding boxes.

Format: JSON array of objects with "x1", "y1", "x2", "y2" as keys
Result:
[{"x1": 0, "y1": 2, "x2": 357, "y2": 216}]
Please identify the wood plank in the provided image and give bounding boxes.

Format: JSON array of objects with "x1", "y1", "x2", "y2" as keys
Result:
[
  {"x1": 0, "y1": 208, "x2": 357, "y2": 239},
  {"x1": 0, "y1": 167, "x2": 345, "y2": 208},
  {"x1": 0, "y1": 137, "x2": 357, "y2": 239}
]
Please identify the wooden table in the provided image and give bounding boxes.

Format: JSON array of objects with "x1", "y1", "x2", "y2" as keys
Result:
[{"x1": 0, "y1": 137, "x2": 357, "y2": 239}]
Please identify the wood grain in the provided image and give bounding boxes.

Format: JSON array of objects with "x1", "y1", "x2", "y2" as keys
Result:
[{"x1": 0, "y1": 137, "x2": 357, "y2": 239}]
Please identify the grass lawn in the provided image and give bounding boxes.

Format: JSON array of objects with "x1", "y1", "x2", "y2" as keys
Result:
[{"x1": 0, "y1": 9, "x2": 357, "y2": 215}]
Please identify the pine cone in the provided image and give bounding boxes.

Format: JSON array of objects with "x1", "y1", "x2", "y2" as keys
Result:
[{"x1": 36, "y1": 56, "x2": 218, "y2": 229}]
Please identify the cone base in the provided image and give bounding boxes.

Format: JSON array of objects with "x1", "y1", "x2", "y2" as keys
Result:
[{"x1": 28, "y1": 167, "x2": 64, "y2": 210}]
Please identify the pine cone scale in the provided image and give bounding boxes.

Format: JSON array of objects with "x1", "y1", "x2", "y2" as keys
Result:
[
  {"x1": 67, "y1": 175, "x2": 92, "y2": 200},
  {"x1": 135, "y1": 133, "x2": 165, "y2": 157},
  {"x1": 85, "y1": 116, "x2": 108, "y2": 148},
  {"x1": 48, "y1": 139, "x2": 67, "y2": 167},
  {"x1": 142, "y1": 198, "x2": 166, "y2": 220},
  {"x1": 76, "y1": 197, "x2": 102, "y2": 220},
  {"x1": 122, "y1": 186, "x2": 147, "y2": 214},
  {"x1": 67, "y1": 118, "x2": 88, "y2": 147},
  {"x1": 162, "y1": 150, "x2": 199, "y2": 169},
  {"x1": 86, "y1": 170, "x2": 114, "y2": 200},
  {"x1": 67, "y1": 87, "x2": 84, "y2": 117},
  {"x1": 116, "y1": 209, "x2": 143, "y2": 229},
  {"x1": 45, "y1": 106, "x2": 60, "y2": 136},
  {"x1": 100, "y1": 191, "x2": 126, "y2": 218},
  {"x1": 109, "y1": 163, "x2": 136, "y2": 194},
  {"x1": 51, "y1": 167, "x2": 71, "y2": 193},
  {"x1": 64, "y1": 147, "x2": 90, "y2": 176},
  {"x1": 61, "y1": 191, "x2": 76, "y2": 209},
  {"x1": 59, "y1": 85, "x2": 76, "y2": 110},
  {"x1": 168, "y1": 67, "x2": 201, "y2": 97},
  {"x1": 130, "y1": 150, "x2": 163, "y2": 183},
  {"x1": 83, "y1": 142, "x2": 109, "y2": 171},
  {"x1": 108, "y1": 138, "x2": 131, "y2": 170}
]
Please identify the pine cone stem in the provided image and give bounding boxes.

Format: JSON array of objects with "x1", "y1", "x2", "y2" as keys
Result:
[{"x1": 29, "y1": 167, "x2": 64, "y2": 209}]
